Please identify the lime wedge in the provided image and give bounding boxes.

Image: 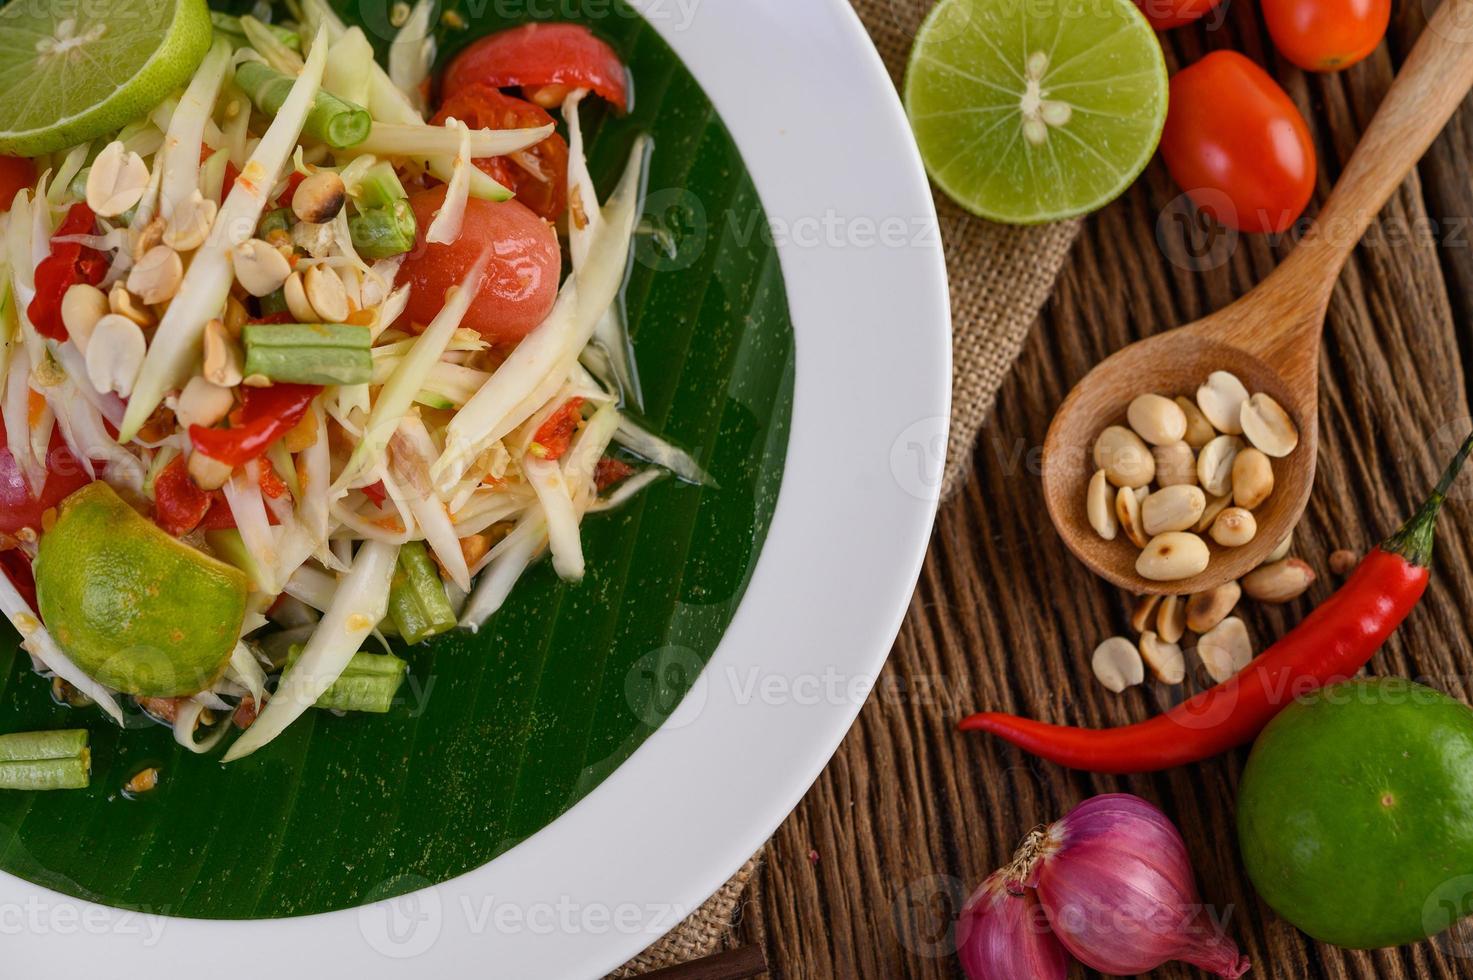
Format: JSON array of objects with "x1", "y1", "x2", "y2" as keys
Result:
[
  {"x1": 904, "y1": 0, "x2": 1168, "y2": 224},
  {"x1": 0, "y1": 0, "x2": 213, "y2": 156}
]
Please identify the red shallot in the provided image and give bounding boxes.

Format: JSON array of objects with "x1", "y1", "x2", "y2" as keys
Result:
[
  {"x1": 956, "y1": 870, "x2": 1070, "y2": 980},
  {"x1": 1014, "y1": 794, "x2": 1250, "y2": 978}
]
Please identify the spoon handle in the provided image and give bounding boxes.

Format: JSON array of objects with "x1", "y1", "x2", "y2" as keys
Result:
[{"x1": 1273, "y1": 0, "x2": 1473, "y2": 296}]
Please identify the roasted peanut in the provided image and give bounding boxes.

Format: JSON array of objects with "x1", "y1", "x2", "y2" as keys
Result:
[
  {"x1": 1186, "y1": 581, "x2": 1240, "y2": 634},
  {"x1": 1232, "y1": 447, "x2": 1274, "y2": 509},
  {"x1": 1242, "y1": 558, "x2": 1315, "y2": 603},
  {"x1": 1240, "y1": 393, "x2": 1299, "y2": 457},
  {"x1": 1087, "y1": 469, "x2": 1117, "y2": 541},
  {"x1": 1094, "y1": 425, "x2": 1155, "y2": 488},
  {"x1": 1137, "y1": 532, "x2": 1210, "y2": 582},
  {"x1": 1127, "y1": 393, "x2": 1187, "y2": 447},
  {"x1": 1092, "y1": 636, "x2": 1145, "y2": 693},
  {"x1": 1152, "y1": 442, "x2": 1197, "y2": 488},
  {"x1": 1142, "y1": 485, "x2": 1207, "y2": 536},
  {"x1": 1196, "y1": 371, "x2": 1248, "y2": 435},
  {"x1": 1209, "y1": 506, "x2": 1257, "y2": 547}
]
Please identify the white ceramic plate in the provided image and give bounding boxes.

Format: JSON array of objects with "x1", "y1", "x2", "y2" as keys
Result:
[{"x1": 3, "y1": 1, "x2": 949, "y2": 975}]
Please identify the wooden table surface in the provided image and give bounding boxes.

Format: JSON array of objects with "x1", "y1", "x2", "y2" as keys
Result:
[{"x1": 736, "y1": 3, "x2": 1473, "y2": 977}]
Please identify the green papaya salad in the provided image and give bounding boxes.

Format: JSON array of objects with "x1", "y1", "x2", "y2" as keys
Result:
[{"x1": 0, "y1": 0, "x2": 707, "y2": 768}]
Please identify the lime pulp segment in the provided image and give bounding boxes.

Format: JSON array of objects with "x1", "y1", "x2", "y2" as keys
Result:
[
  {"x1": 904, "y1": 0, "x2": 1169, "y2": 224},
  {"x1": 0, "y1": 0, "x2": 213, "y2": 155}
]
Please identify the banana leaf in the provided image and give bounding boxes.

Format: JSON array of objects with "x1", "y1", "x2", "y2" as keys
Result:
[{"x1": 0, "y1": 0, "x2": 794, "y2": 917}]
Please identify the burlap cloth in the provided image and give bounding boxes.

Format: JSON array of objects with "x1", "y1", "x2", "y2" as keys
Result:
[{"x1": 610, "y1": 1, "x2": 1077, "y2": 973}]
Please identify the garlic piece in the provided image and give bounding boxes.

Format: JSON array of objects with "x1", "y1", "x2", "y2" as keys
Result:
[
  {"x1": 85, "y1": 141, "x2": 150, "y2": 217},
  {"x1": 85, "y1": 314, "x2": 147, "y2": 398}
]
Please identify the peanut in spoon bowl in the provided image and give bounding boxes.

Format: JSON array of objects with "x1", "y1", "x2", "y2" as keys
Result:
[{"x1": 1041, "y1": 0, "x2": 1473, "y2": 595}]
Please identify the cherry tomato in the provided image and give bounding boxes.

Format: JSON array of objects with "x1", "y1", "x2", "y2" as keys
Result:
[
  {"x1": 442, "y1": 23, "x2": 629, "y2": 112},
  {"x1": 1263, "y1": 0, "x2": 1389, "y2": 71},
  {"x1": 0, "y1": 416, "x2": 94, "y2": 536},
  {"x1": 0, "y1": 156, "x2": 35, "y2": 212},
  {"x1": 432, "y1": 85, "x2": 569, "y2": 221},
  {"x1": 1160, "y1": 52, "x2": 1316, "y2": 234},
  {"x1": 1133, "y1": 0, "x2": 1226, "y2": 29},
  {"x1": 396, "y1": 186, "x2": 561, "y2": 343},
  {"x1": 152, "y1": 457, "x2": 213, "y2": 537}
]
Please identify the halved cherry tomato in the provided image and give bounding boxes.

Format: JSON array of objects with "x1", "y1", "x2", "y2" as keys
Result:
[
  {"x1": 432, "y1": 85, "x2": 569, "y2": 221},
  {"x1": 1132, "y1": 0, "x2": 1226, "y2": 28},
  {"x1": 396, "y1": 186, "x2": 561, "y2": 343},
  {"x1": 0, "y1": 156, "x2": 36, "y2": 212},
  {"x1": 1263, "y1": 0, "x2": 1389, "y2": 71},
  {"x1": 0, "y1": 415, "x2": 94, "y2": 536},
  {"x1": 28, "y1": 203, "x2": 109, "y2": 341},
  {"x1": 442, "y1": 23, "x2": 628, "y2": 112},
  {"x1": 1160, "y1": 52, "x2": 1316, "y2": 234}
]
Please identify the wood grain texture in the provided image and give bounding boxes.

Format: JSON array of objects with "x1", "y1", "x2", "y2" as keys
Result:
[{"x1": 743, "y1": 2, "x2": 1473, "y2": 977}]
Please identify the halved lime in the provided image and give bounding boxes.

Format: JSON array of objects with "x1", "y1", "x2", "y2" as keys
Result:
[
  {"x1": 904, "y1": 0, "x2": 1168, "y2": 224},
  {"x1": 0, "y1": 0, "x2": 213, "y2": 156}
]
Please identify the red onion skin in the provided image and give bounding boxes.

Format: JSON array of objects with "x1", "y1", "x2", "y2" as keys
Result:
[
  {"x1": 1032, "y1": 794, "x2": 1251, "y2": 979},
  {"x1": 957, "y1": 871, "x2": 1071, "y2": 980}
]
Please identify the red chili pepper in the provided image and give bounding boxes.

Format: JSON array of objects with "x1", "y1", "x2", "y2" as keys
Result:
[
  {"x1": 531, "y1": 398, "x2": 584, "y2": 461},
  {"x1": 152, "y1": 457, "x2": 213, "y2": 536},
  {"x1": 189, "y1": 384, "x2": 321, "y2": 468},
  {"x1": 361, "y1": 480, "x2": 388, "y2": 506},
  {"x1": 960, "y1": 433, "x2": 1473, "y2": 774},
  {"x1": 28, "y1": 203, "x2": 108, "y2": 341}
]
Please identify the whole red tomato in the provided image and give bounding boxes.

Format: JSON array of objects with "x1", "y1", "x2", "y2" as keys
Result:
[
  {"x1": 442, "y1": 23, "x2": 629, "y2": 112},
  {"x1": 396, "y1": 187, "x2": 561, "y2": 343},
  {"x1": 1263, "y1": 0, "x2": 1389, "y2": 71},
  {"x1": 432, "y1": 85, "x2": 569, "y2": 221},
  {"x1": 1160, "y1": 52, "x2": 1316, "y2": 234},
  {"x1": 1133, "y1": 0, "x2": 1226, "y2": 29}
]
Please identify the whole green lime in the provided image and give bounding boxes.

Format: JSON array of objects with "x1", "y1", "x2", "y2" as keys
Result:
[
  {"x1": 1237, "y1": 678, "x2": 1473, "y2": 949},
  {"x1": 35, "y1": 482, "x2": 248, "y2": 698}
]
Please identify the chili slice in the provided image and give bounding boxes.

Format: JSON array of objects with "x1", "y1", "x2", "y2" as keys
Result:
[
  {"x1": 152, "y1": 457, "x2": 213, "y2": 537},
  {"x1": 960, "y1": 432, "x2": 1473, "y2": 774},
  {"x1": 530, "y1": 397, "x2": 584, "y2": 461},
  {"x1": 189, "y1": 384, "x2": 321, "y2": 468}
]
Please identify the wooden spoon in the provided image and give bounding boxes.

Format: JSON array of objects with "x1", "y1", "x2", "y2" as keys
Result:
[{"x1": 1043, "y1": 0, "x2": 1473, "y2": 595}]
